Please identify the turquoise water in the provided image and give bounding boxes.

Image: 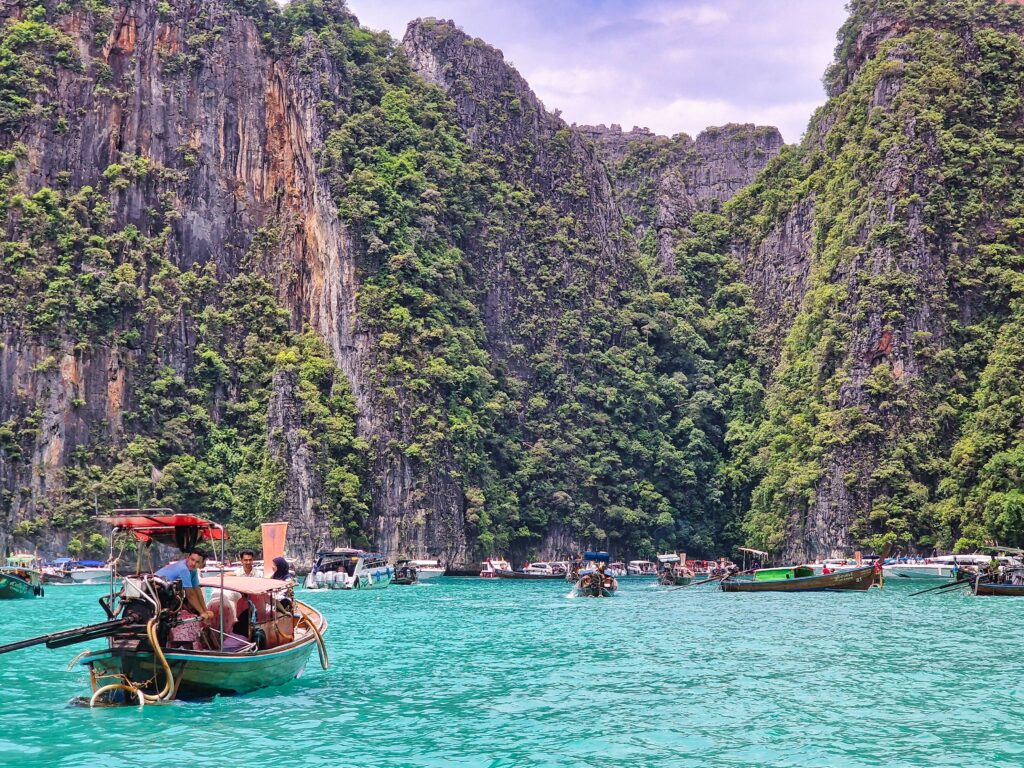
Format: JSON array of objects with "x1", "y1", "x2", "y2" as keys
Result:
[{"x1": 1, "y1": 577, "x2": 1022, "y2": 767}]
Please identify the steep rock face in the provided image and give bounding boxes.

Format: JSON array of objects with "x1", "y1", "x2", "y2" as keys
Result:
[
  {"x1": 403, "y1": 19, "x2": 627, "y2": 360},
  {"x1": 578, "y1": 122, "x2": 783, "y2": 271},
  {"x1": 400, "y1": 20, "x2": 780, "y2": 563},
  {"x1": 739, "y1": 0, "x2": 1024, "y2": 560},
  {"x1": 0, "y1": 0, "x2": 425, "y2": 564},
  {"x1": 402, "y1": 20, "x2": 635, "y2": 560},
  {"x1": 267, "y1": 368, "x2": 327, "y2": 564}
]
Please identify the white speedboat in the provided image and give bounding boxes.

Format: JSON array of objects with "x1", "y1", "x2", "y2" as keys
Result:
[
  {"x1": 409, "y1": 559, "x2": 445, "y2": 580},
  {"x1": 626, "y1": 560, "x2": 658, "y2": 576},
  {"x1": 200, "y1": 560, "x2": 234, "y2": 578},
  {"x1": 521, "y1": 562, "x2": 567, "y2": 576},
  {"x1": 808, "y1": 558, "x2": 862, "y2": 575},
  {"x1": 883, "y1": 554, "x2": 995, "y2": 580},
  {"x1": 69, "y1": 561, "x2": 116, "y2": 584},
  {"x1": 305, "y1": 549, "x2": 393, "y2": 590}
]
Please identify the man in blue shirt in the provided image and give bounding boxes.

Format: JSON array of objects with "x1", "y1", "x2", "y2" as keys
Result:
[{"x1": 157, "y1": 547, "x2": 213, "y2": 621}]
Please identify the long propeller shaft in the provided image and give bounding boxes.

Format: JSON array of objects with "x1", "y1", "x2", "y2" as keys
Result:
[{"x1": 0, "y1": 617, "x2": 133, "y2": 656}]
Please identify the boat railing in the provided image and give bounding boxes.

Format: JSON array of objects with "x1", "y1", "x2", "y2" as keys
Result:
[{"x1": 204, "y1": 626, "x2": 259, "y2": 654}]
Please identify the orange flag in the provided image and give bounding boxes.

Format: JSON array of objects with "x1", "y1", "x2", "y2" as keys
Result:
[{"x1": 261, "y1": 522, "x2": 289, "y2": 567}]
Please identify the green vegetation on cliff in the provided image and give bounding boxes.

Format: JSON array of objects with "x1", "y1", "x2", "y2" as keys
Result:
[
  {"x1": 737, "y1": 1, "x2": 1024, "y2": 554},
  {"x1": 4, "y1": 0, "x2": 1024, "y2": 561}
]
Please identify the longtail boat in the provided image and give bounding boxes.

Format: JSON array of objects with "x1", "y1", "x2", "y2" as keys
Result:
[
  {"x1": 973, "y1": 582, "x2": 1024, "y2": 596},
  {"x1": 0, "y1": 508, "x2": 328, "y2": 705},
  {"x1": 491, "y1": 569, "x2": 565, "y2": 581},
  {"x1": 0, "y1": 554, "x2": 44, "y2": 599},
  {"x1": 656, "y1": 554, "x2": 694, "y2": 586},
  {"x1": 573, "y1": 552, "x2": 618, "y2": 597},
  {"x1": 720, "y1": 564, "x2": 878, "y2": 592},
  {"x1": 392, "y1": 560, "x2": 418, "y2": 585}
]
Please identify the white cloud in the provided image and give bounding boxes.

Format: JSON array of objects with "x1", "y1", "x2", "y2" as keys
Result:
[
  {"x1": 346, "y1": 0, "x2": 850, "y2": 143},
  {"x1": 638, "y1": 3, "x2": 731, "y2": 26}
]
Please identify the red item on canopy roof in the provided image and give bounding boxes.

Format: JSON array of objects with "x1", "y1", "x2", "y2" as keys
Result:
[{"x1": 97, "y1": 511, "x2": 226, "y2": 542}]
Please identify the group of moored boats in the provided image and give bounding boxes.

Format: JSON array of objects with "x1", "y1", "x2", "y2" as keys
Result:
[{"x1": 5, "y1": 507, "x2": 1024, "y2": 710}]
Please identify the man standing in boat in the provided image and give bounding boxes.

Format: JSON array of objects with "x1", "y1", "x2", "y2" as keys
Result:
[{"x1": 157, "y1": 547, "x2": 214, "y2": 648}]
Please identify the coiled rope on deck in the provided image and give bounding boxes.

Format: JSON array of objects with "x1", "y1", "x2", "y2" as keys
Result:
[{"x1": 89, "y1": 618, "x2": 177, "y2": 708}]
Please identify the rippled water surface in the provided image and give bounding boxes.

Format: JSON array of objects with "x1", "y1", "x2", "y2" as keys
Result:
[{"x1": 2, "y1": 577, "x2": 1023, "y2": 767}]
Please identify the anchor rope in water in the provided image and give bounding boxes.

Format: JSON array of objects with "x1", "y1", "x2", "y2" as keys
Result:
[{"x1": 295, "y1": 603, "x2": 329, "y2": 670}]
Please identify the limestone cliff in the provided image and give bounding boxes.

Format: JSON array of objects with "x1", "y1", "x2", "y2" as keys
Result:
[
  {"x1": 0, "y1": 0, "x2": 792, "y2": 566},
  {"x1": 737, "y1": 0, "x2": 1024, "y2": 560},
  {"x1": 578, "y1": 122, "x2": 783, "y2": 272}
]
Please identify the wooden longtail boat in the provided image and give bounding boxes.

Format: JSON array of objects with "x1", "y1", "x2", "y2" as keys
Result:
[
  {"x1": 0, "y1": 509, "x2": 328, "y2": 705},
  {"x1": 658, "y1": 570, "x2": 694, "y2": 587},
  {"x1": 392, "y1": 561, "x2": 418, "y2": 585},
  {"x1": 573, "y1": 552, "x2": 618, "y2": 597},
  {"x1": 974, "y1": 581, "x2": 1024, "y2": 596},
  {"x1": 82, "y1": 575, "x2": 327, "y2": 700},
  {"x1": 0, "y1": 555, "x2": 44, "y2": 599},
  {"x1": 720, "y1": 564, "x2": 877, "y2": 592},
  {"x1": 656, "y1": 554, "x2": 694, "y2": 586},
  {"x1": 495, "y1": 569, "x2": 565, "y2": 581}
]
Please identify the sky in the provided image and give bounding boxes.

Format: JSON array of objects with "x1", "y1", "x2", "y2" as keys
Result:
[{"x1": 345, "y1": 0, "x2": 850, "y2": 144}]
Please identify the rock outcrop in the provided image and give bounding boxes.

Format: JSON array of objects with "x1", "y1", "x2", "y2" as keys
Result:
[{"x1": 578, "y1": 122, "x2": 783, "y2": 271}]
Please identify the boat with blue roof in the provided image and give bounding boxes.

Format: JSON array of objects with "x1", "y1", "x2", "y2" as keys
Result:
[{"x1": 571, "y1": 552, "x2": 618, "y2": 597}]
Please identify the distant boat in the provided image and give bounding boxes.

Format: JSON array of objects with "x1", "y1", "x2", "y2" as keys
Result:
[
  {"x1": 479, "y1": 558, "x2": 511, "y2": 578},
  {"x1": 199, "y1": 560, "x2": 234, "y2": 579},
  {"x1": 0, "y1": 555, "x2": 43, "y2": 599},
  {"x1": 607, "y1": 561, "x2": 627, "y2": 577},
  {"x1": 392, "y1": 560, "x2": 419, "y2": 585},
  {"x1": 720, "y1": 564, "x2": 877, "y2": 592},
  {"x1": 656, "y1": 554, "x2": 693, "y2": 586},
  {"x1": 884, "y1": 554, "x2": 995, "y2": 580},
  {"x1": 626, "y1": 560, "x2": 658, "y2": 576},
  {"x1": 68, "y1": 560, "x2": 116, "y2": 584},
  {"x1": 408, "y1": 559, "x2": 444, "y2": 580},
  {"x1": 495, "y1": 562, "x2": 566, "y2": 580},
  {"x1": 572, "y1": 552, "x2": 618, "y2": 597},
  {"x1": 305, "y1": 549, "x2": 393, "y2": 590}
]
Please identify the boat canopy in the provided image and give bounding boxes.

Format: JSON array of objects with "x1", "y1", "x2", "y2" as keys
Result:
[
  {"x1": 199, "y1": 576, "x2": 290, "y2": 594},
  {"x1": 6, "y1": 555, "x2": 36, "y2": 566},
  {"x1": 98, "y1": 510, "x2": 226, "y2": 548},
  {"x1": 584, "y1": 552, "x2": 610, "y2": 562},
  {"x1": 76, "y1": 560, "x2": 107, "y2": 567},
  {"x1": 739, "y1": 547, "x2": 769, "y2": 556},
  {"x1": 657, "y1": 554, "x2": 680, "y2": 564},
  {"x1": 316, "y1": 549, "x2": 384, "y2": 561}
]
